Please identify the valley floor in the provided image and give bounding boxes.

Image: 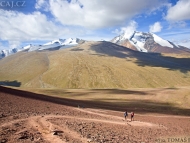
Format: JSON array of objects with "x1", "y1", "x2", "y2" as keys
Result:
[{"x1": 0, "y1": 86, "x2": 190, "y2": 143}]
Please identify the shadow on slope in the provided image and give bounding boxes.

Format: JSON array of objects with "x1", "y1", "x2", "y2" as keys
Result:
[
  {"x1": 0, "y1": 80, "x2": 21, "y2": 87},
  {"x1": 92, "y1": 89, "x2": 152, "y2": 95},
  {"x1": 90, "y1": 41, "x2": 190, "y2": 73},
  {"x1": 40, "y1": 88, "x2": 153, "y2": 97},
  {"x1": 0, "y1": 86, "x2": 189, "y2": 116}
]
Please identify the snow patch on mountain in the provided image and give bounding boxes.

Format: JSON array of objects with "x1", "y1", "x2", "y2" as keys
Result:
[
  {"x1": 44, "y1": 39, "x2": 64, "y2": 45},
  {"x1": 0, "y1": 48, "x2": 17, "y2": 57},
  {"x1": 29, "y1": 42, "x2": 60, "y2": 52},
  {"x1": 29, "y1": 38, "x2": 80, "y2": 52},
  {"x1": 122, "y1": 31, "x2": 134, "y2": 40},
  {"x1": 152, "y1": 34, "x2": 173, "y2": 48},
  {"x1": 17, "y1": 44, "x2": 32, "y2": 52},
  {"x1": 129, "y1": 31, "x2": 148, "y2": 52},
  {"x1": 44, "y1": 38, "x2": 78, "y2": 46},
  {"x1": 62, "y1": 38, "x2": 78, "y2": 45}
]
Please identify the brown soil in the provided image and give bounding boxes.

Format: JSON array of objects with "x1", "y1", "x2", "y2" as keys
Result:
[{"x1": 1, "y1": 86, "x2": 190, "y2": 143}]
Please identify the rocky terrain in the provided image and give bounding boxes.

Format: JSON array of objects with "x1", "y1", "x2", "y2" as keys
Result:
[{"x1": 1, "y1": 86, "x2": 190, "y2": 143}]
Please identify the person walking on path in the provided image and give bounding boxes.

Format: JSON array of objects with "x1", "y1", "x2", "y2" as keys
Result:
[
  {"x1": 131, "y1": 112, "x2": 134, "y2": 121},
  {"x1": 124, "y1": 110, "x2": 128, "y2": 120}
]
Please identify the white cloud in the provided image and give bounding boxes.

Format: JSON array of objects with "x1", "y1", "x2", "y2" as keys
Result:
[
  {"x1": 113, "y1": 21, "x2": 138, "y2": 38},
  {"x1": 49, "y1": 0, "x2": 167, "y2": 29},
  {"x1": 35, "y1": 0, "x2": 50, "y2": 11},
  {"x1": 165, "y1": 0, "x2": 190, "y2": 21},
  {"x1": 0, "y1": 7, "x2": 109, "y2": 49},
  {"x1": 0, "y1": 41, "x2": 21, "y2": 50},
  {"x1": 9, "y1": 41, "x2": 21, "y2": 49},
  {"x1": 0, "y1": 10, "x2": 71, "y2": 42},
  {"x1": 168, "y1": 21, "x2": 187, "y2": 29},
  {"x1": 0, "y1": 42, "x2": 7, "y2": 50},
  {"x1": 149, "y1": 22, "x2": 162, "y2": 33},
  {"x1": 113, "y1": 21, "x2": 138, "y2": 35},
  {"x1": 0, "y1": 0, "x2": 170, "y2": 50}
]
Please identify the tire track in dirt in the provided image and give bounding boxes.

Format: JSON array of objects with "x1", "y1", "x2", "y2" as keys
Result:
[
  {"x1": 0, "y1": 115, "x2": 88, "y2": 143},
  {"x1": 27, "y1": 116, "x2": 87, "y2": 143}
]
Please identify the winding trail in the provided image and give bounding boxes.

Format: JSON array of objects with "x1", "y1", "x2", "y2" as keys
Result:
[{"x1": 0, "y1": 107, "x2": 167, "y2": 143}]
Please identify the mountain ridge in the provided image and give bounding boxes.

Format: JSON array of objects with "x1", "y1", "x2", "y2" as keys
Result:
[
  {"x1": 111, "y1": 31, "x2": 190, "y2": 54},
  {"x1": 0, "y1": 38, "x2": 84, "y2": 59}
]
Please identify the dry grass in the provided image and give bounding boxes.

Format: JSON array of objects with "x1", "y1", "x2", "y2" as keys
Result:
[
  {"x1": 0, "y1": 51, "x2": 49, "y2": 87},
  {"x1": 41, "y1": 42, "x2": 190, "y2": 88},
  {"x1": 0, "y1": 41, "x2": 190, "y2": 89}
]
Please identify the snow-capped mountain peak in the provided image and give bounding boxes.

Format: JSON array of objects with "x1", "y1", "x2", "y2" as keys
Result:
[
  {"x1": 0, "y1": 48, "x2": 18, "y2": 59},
  {"x1": 28, "y1": 38, "x2": 81, "y2": 52},
  {"x1": 0, "y1": 38, "x2": 84, "y2": 59},
  {"x1": 43, "y1": 38, "x2": 79, "y2": 46},
  {"x1": 111, "y1": 31, "x2": 178, "y2": 53}
]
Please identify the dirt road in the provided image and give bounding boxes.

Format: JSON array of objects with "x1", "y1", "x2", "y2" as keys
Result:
[{"x1": 1, "y1": 86, "x2": 190, "y2": 143}]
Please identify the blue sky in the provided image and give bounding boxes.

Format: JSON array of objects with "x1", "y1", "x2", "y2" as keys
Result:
[{"x1": 0, "y1": 0, "x2": 190, "y2": 50}]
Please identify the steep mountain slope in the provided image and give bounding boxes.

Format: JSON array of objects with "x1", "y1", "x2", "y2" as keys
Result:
[
  {"x1": 0, "y1": 41, "x2": 190, "y2": 89},
  {"x1": 0, "y1": 51, "x2": 49, "y2": 87},
  {"x1": 112, "y1": 31, "x2": 190, "y2": 54}
]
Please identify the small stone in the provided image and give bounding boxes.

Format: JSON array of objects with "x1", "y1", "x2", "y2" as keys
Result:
[
  {"x1": 0, "y1": 138, "x2": 8, "y2": 143},
  {"x1": 87, "y1": 138, "x2": 92, "y2": 142},
  {"x1": 53, "y1": 131, "x2": 58, "y2": 135},
  {"x1": 36, "y1": 137, "x2": 41, "y2": 141},
  {"x1": 0, "y1": 113, "x2": 6, "y2": 118}
]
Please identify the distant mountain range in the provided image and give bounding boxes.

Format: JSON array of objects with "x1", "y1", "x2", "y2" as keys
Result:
[
  {"x1": 0, "y1": 38, "x2": 84, "y2": 59},
  {"x1": 1, "y1": 32, "x2": 190, "y2": 60},
  {"x1": 111, "y1": 31, "x2": 190, "y2": 54}
]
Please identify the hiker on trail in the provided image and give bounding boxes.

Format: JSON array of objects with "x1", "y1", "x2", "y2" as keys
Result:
[
  {"x1": 131, "y1": 112, "x2": 134, "y2": 121},
  {"x1": 124, "y1": 110, "x2": 128, "y2": 120}
]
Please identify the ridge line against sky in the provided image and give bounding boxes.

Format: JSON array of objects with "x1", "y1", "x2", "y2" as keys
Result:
[{"x1": 0, "y1": 0, "x2": 190, "y2": 50}]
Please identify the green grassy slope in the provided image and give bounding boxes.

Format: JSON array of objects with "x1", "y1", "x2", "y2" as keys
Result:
[
  {"x1": 0, "y1": 51, "x2": 49, "y2": 87},
  {"x1": 0, "y1": 41, "x2": 190, "y2": 89}
]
